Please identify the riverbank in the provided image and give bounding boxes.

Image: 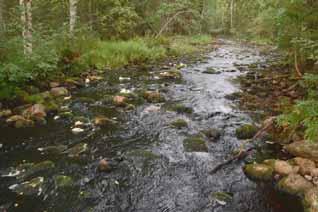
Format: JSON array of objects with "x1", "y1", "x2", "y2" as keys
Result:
[
  {"x1": 0, "y1": 35, "x2": 214, "y2": 129},
  {"x1": 237, "y1": 52, "x2": 318, "y2": 211}
]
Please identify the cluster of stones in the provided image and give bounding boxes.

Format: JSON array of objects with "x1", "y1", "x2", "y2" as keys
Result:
[{"x1": 244, "y1": 141, "x2": 318, "y2": 212}]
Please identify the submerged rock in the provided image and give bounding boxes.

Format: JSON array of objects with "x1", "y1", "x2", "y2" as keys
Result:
[
  {"x1": 285, "y1": 141, "x2": 318, "y2": 162},
  {"x1": 37, "y1": 145, "x2": 68, "y2": 155},
  {"x1": 212, "y1": 191, "x2": 233, "y2": 206},
  {"x1": 244, "y1": 163, "x2": 273, "y2": 181},
  {"x1": 50, "y1": 87, "x2": 69, "y2": 97},
  {"x1": 170, "y1": 104, "x2": 193, "y2": 114},
  {"x1": 235, "y1": 124, "x2": 258, "y2": 139},
  {"x1": 183, "y1": 137, "x2": 208, "y2": 152},
  {"x1": 18, "y1": 161, "x2": 55, "y2": 180},
  {"x1": 71, "y1": 128, "x2": 85, "y2": 134},
  {"x1": 170, "y1": 119, "x2": 188, "y2": 129},
  {"x1": 9, "y1": 177, "x2": 44, "y2": 196},
  {"x1": 278, "y1": 174, "x2": 313, "y2": 196},
  {"x1": 202, "y1": 128, "x2": 221, "y2": 142},
  {"x1": 98, "y1": 159, "x2": 112, "y2": 172},
  {"x1": 0, "y1": 110, "x2": 12, "y2": 118},
  {"x1": 54, "y1": 175, "x2": 73, "y2": 188},
  {"x1": 159, "y1": 69, "x2": 182, "y2": 80},
  {"x1": 203, "y1": 67, "x2": 221, "y2": 74},
  {"x1": 64, "y1": 143, "x2": 88, "y2": 158},
  {"x1": 113, "y1": 95, "x2": 127, "y2": 107}
]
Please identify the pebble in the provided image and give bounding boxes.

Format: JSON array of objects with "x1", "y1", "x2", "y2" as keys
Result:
[{"x1": 71, "y1": 128, "x2": 84, "y2": 134}]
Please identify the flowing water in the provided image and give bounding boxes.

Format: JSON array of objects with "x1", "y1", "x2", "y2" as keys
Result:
[{"x1": 0, "y1": 40, "x2": 301, "y2": 212}]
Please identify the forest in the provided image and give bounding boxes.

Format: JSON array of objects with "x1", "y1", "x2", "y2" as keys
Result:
[{"x1": 0, "y1": 0, "x2": 318, "y2": 212}]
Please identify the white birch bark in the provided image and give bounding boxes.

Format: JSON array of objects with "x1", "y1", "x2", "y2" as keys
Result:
[
  {"x1": 20, "y1": 0, "x2": 32, "y2": 55},
  {"x1": 69, "y1": 0, "x2": 78, "y2": 35}
]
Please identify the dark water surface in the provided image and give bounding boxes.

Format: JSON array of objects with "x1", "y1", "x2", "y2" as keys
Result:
[{"x1": 0, "y1": 40, "x2": 302, "y2": 212}]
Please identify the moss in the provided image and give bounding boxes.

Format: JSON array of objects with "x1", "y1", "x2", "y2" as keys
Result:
[
  {"x1": 183, "y1": 136, "x2": 208, "y2": 152},
  {"x1": 171, "y1": 119, "x2": 188, "y2": 129},
  {"x1": 236, "y1": 124, "x2": 258, "y2": 139},
  {"x1": 244, "y1": 163, "x2": 273, "y2": 181},
  {"x1": 202, "y1": 67, "x2": 220, "y2": 74},
  {"x1": 170, "y1": 104, "x2": 193, "y2": 114},
  {"x1": 201, "y1": 128, "x2": 221, "y2": 141}
]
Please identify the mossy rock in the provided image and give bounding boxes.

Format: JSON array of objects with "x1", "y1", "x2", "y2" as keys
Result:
[
  {"x1": 183, "y1": 136, "x2": 208, "y2": 152},
  {"x1": 236, "y1": 124, "x2": 258, "y2": 139},
  {"x1": 143, "y1": 91, "x2": 165, "y2": 103},
  {"x1": 170, "y1": 104, "x2": 193, "y2": 114},
  {"x1": 54, "y1": 175, "x2": 74, "y2": 188},
  {"x1": 202, "y1": 128, "x2": 221, "y2": 141},
  {"x1": 24, "y1": 94, "x2": 45, "y2": 104},
  {"x1": 171, "y1": 119, "x2": 188, "y2": 129},
  {"x1": 278, "y1": 174, "x2": 313, "y2": 196},
  {"x1": 203, "y1": 67, "x2": 220, "y2": 74},
  {"x1": 244, "y1": 163, "x2": 273, "y2": 181}
]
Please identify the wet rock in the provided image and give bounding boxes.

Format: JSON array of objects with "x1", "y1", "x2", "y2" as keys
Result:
[
  {"x1": 171, "y1": 119, "x2": 188, "y2": 129},
  {"x1": 94, "y1": 116, "x2": 116, "y2": 127},
  {"x1": 6, "y1": 115, "x2": 34, "y2": 128},
  {"x1": 23, "y1": 104, "x2": 47, "y2": 122},
  {"x1": 235, "y1": 124, "x2": 258, "y2": 139},
  {"x1": 285, "y1": 141, "x2": 318, "y2": 162},
  {"x1": 143, "y1": 91, "x2": 165, "y2": 103},
  {"x1": 54, "y1": 175, "x2": 73, "y2": 188},
  {"x1": 311, "y1": 168, "x2": 318, "y2": 177},
  {"x1": 278, "y1": 174, "x2": 313, "y2": 196},
  {"x1": 303, "y1": 187, "x2": 318, "y2": 212},
  {"x1": 98, "y1": 159, "x2": 112, "y2": 172},
  {"x1": 293, "y1": 157, "x2": 316, "y2": 176},
  {"x1": 113, "y1": 95, "x2": 127, "y2": 107},
  {"x1": 202, "y1": 128, "x2": 221, "y2": 142},
  {"x1": 244, "y1": 163, "x2": 273, "y2": 181},
  {"x1": 50, "y1": 87, "x2": 69, "y2": 97},
  {"x1": 212, "y1": 192, "x2": 233, "y2": 206},
  {"x1": 159, "y1": 69, "x2": 182, "y2": 80},
  {"x1": 273, "y1": 160, "x2": 296, "y2": 176},
  {"x1": 170, "y1": 104, "x2": 193, "y2": 114},
  {"x1": 0, "y1": 109, "x2": 12, "y2": 118},
  {"x1": 64, "y1": 143, "x2": 88, "y2": 158},
  {"x1": 9, "y1": 177, "x2": 44, "y2": 196},
  {"x1": 37, "y1": 145, "x2": 67, "y2": 155},
  {"x1": 203, "y1": 67, "x2": 220, "y2": 74},
  {"x1": 71, "y1": 128, "x2": 85, "y2": 134},
  {"x1": 183, "y1": 137, "x2": 208, "y2": 152}
]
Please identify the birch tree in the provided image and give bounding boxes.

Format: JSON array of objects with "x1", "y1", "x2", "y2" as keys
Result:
[
  {"x1": 0, "y1": 0, "x2": 4, "y2": 35},
  {"x1": 20, "y1": 0, "x2": 32, "y2": 55},
  {"x1": 230, "y1": 0, "x2": 234, "y2": 30},
  {"x1": 69, "y1": 0, "x2": 78, "y2": 35}
]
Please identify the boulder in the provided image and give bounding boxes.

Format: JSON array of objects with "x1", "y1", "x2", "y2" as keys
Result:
[
  {"x1": 274, "y1": 160, "x2": 296, "y2": 176},
  {"x1": 244, "y1": 163, "x2": 273, "y2": 181},
  {"x1": 303, "y1": 187, "x2": 318, "y2": 212},
  {"x1": 293, "y1": 157, "x2": 316, "y2": 176},
  {"x1": 50, "y1": 87, "x2": 69, "y2": 97},
  {"x1": 278, "y1": 174, "x2": 313, "y2": 196},
  {"x1": 113, "y1": 95, "x2": 127, "y2": 107},
  {"x1": 285, "y1": 141, "x2": 318, "y2": 162}
]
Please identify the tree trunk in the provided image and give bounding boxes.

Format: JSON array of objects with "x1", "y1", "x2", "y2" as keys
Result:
[
  {"x1": 20, "y1": 0, "x2": 32, "y2": 55},
  {"x1": 69, "y1": 0, "x2": 78, "y2": 35},
  {"x1": 230, "y1": 0, "x2": 234, "y2": 30}
]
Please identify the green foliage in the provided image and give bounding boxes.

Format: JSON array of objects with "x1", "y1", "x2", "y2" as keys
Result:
[{"x1": 278, "y1": 75, "x2": 318, "y2": 142}]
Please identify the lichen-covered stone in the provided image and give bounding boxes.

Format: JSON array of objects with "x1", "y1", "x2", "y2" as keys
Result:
[
  {"x1": 278, "y1": 174, "x2": 313, "y2": 196},
  {"x1": 244, "y1": 163, "x2": 273, "y2": 181},
  {"x1": 236, "y1": 124, "x2": 258, "y2": 139},
  {"x1": 183, "y1": 137, "x2": 208, "y2": 152}
]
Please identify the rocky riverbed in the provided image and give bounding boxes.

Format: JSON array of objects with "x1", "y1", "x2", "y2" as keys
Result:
[{"x1": 0, "y1": 39, "x2": 300, "y2": 212}]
